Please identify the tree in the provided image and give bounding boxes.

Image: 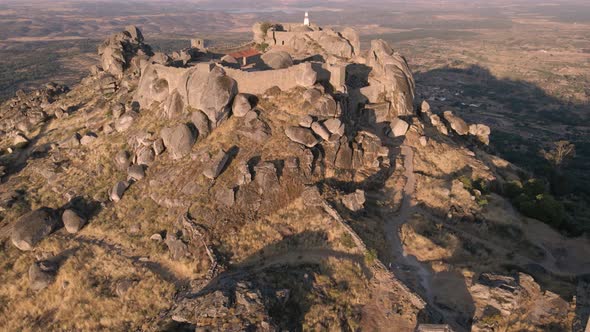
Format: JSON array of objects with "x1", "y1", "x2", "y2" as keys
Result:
[{"x1": 540, "y1": 140, "x2": 575, "y2": 172}]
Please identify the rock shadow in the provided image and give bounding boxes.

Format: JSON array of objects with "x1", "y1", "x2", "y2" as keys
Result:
[{"x1": 169, "y1": 230, "x2": 367, "y2": 330}]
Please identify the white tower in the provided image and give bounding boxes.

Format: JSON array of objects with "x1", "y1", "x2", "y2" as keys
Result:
[{"x1": 304, "y1": 12, "x2": 310, "y2": 26}]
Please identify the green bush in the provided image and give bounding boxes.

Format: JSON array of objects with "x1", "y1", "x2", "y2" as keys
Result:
[
  {"x1": 506, "y1": 181, "x2": 565, "y2": 228},
  {"x1": 503, "y1": 180, "x2": 523, "y2": 199},
  {"x1": 365, "y1": 249, "x2": 378, "y2": 264}
]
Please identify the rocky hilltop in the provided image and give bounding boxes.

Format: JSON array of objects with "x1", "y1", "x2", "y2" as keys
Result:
[{"x1": 0, "y1": 24, "x2": 588, "y2": 331}]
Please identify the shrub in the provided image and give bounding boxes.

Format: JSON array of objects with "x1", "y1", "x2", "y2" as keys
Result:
[
  {"x1": 502, "y1": 177, "x2": 565, "y2": 228},
  {"x1": 365, "y1": 249, "x2": 378, "y2": 264},
  {"x1": 503, "y1": 180, "x2": 523, "y2": 199},
  {"x1": 260, "y1": 22, "x2": 273, "y2": 35}
]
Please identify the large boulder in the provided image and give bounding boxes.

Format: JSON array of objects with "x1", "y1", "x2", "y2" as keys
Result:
[
  {"x1": 261, "y1": 51, "x2": 293, "y2": 69},
  {"x1": 443, "y1": 111, "x2": 469, "y2": 136},
  {"x1": 198, "y1": 67, "x2": 237, "y2": 126},
  {"x1": 285, "y1": 126, "x2": 319, "y2": 148},
  {"x1": 160, "y1": 124, "x2": 196, "y2": 160},
  {"x1": 11, "y1": 208, "x2": 59, "y2": 251}
]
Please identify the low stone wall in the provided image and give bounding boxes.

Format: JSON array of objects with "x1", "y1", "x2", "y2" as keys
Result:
[
  {"x1": 223, "y1": 62, "x2": 316, "y2": 95},
  {"x1": 135, "y1": 60, "x2": 340, "y2": 109}
]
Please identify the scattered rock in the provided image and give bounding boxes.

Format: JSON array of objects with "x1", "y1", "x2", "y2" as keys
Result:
[
  {"x1": 469, "y1": 123, "x2": 491, "y2": 145},
  {"x1": 60, "y1": 133, "x2": 81, "y2": 148},
  {"x1": 111, "y1": 103, "x2": 125, "y2": 118},
  {"x1": 199, "y1": 67, "x2": 237, "y2": 127},
  {"x1": 443, "y1": 111, "x2": 469, "y2": 136},
  {"x1": 165, "y1": 233, "x2": 188, "y2": 260},
  {"x1": 254, "y1": 162, "x2": 280, "y2": 195},
  {"x1": 285, "y1": 126, "x2": 319, "y2": 147},
  {"x1": 150, "y1": 233, "x2": 163, "y2": 241},
  {"x1": 419, "y1": 136, "x2": 428, "y2": 147},
  {"x1": 13, "y1": 133, "x2": 30, "y2": 148},
  {"x1": 29, "y1": 260, "x2": 57, "y2": 291},
  {"x1": 110, "y1": 181, "x2": 129, "y2": 202},
  {"x1": 135, "y1": 146, "x2": 155, "y2": 166},
  {"x1": 11, "y1": 207, "x2": 59, "y2": 251},
  {"x1": 114, "y1": 150, "x2": 132, "y2": 171},
  {"x1": 115, "y1": 112, "x2": 138, "y2": 132},
  {"x1": 62, "y1": 209, "x2": 86, "y2": 233},
  {"x1": 236, "y1": 162, "x2": 252, "y2": 186},
  {"x1": 232, "y1": 94, "x2": 252, "y2": 117},
  {"x1": 128, "y1": 164, "x2": 145, "y2": 181},
  {"x1": 390, "y1": 118, "x2": 409, "y2": 137},
  {"x1": 341, "y1": 190, "x2": 366, "y2": 212},
  {"x1": 153, "y1": 138, "x2": 165, "y2": 155},
  {"x1": 203, "y1": 150, "x2": 230, "y2": 180},
  {"x1": 80, "y1": 133, "x2": 98, "y2": 146}
]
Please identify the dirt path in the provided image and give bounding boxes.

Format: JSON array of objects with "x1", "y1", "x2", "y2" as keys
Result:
[{"x1": 384, "y1": 145, "x2": 434, "y2": 301}]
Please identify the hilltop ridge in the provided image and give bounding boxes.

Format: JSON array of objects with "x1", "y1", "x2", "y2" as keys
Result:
[{"x1": 0, "y1": 22, "x2": 588, "y2": 331}]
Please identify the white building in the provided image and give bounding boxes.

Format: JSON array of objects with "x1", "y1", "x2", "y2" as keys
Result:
[{"x1": 304, "y1": 12, "x2": 310, "y2": 26}]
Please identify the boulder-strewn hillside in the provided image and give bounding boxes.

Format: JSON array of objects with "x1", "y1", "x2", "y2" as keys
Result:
[{"x1": 0, "y1": 25, "x2": 588, "y2": 331}]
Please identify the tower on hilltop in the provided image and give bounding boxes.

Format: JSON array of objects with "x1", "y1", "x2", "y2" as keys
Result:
[{"x1": 304, "y1": 12, "x2": 310, "y2": 26}]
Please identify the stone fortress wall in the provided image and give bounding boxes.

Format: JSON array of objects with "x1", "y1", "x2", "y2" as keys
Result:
[{"x1": 224, "y1": 63, "x2": 314, "y2": 95}]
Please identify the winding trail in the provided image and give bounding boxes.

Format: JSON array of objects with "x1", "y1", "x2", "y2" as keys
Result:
[{"x1": 384, "y1": 145, "x2": 434, "y2": 301}]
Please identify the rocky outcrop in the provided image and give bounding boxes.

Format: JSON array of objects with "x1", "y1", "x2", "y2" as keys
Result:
[
  {"x1": 469, "y1": 123, "x2": 491, "y2": 145},
  {"x1": 364, "y1": 39, "x2": 415, "y2": 117},
  {"x1": 98, "y1": 26, "x2": 153, "y2": 78}
]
